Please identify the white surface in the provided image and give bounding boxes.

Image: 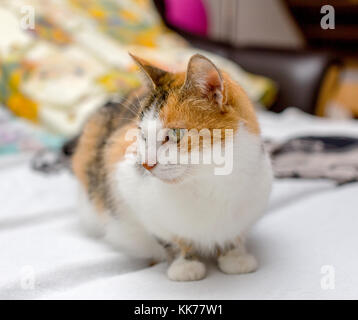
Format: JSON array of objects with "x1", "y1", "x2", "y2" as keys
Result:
[{"x1": 0, "y1": 108, "x2": 358, "y2": 299}]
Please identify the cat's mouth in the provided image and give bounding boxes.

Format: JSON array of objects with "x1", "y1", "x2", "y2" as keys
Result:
[{"x1": 142, "y1": 163, "x2": 188, "y2": 183}]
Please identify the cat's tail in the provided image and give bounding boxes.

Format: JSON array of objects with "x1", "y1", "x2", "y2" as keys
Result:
[{"x1": 31, "y1": 135, "x2": 79, "y2": 174}]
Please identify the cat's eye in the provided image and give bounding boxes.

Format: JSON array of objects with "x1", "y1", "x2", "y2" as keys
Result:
[{"x1": 168, "y1": 128, "x2": 185, "y2": 143}]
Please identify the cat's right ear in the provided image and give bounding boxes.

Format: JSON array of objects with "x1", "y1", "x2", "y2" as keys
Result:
[
  {"x1": 182, "y1": 54, "x2": 224, "y2": 110},
  {"x1": 129, "y1": 53, "x2": 167, "y2": 90}
]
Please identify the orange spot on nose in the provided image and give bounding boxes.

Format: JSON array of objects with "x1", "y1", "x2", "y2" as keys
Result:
[{"x1": 143, "y1": 163, "x2": 157, "y2": 171}]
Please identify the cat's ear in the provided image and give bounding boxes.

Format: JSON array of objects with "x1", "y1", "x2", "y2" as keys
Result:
[
  {"x1": 129, "y1": 53, "x2": 168, "y2": 89},
  {"x1": 183, "y1": 54, "x2": 224, "y2": 109}
]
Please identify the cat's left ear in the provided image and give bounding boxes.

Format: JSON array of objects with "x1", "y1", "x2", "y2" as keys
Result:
[
  {"x1": 129, "y1": 53, "x2": 168, "y2": 90},
  {"x1": 183, "y1": 54, "x2": 224, "y2": 110}
]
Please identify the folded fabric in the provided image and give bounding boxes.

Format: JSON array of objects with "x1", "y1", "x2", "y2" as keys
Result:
[{"x1": 267, "y1": 136, "x2": 358, "y2": 185}]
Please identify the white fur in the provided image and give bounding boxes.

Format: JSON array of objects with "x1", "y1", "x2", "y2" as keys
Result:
[
  {"x1": 78, "y1": 119, "x2": 273, "y2": 274},
  {"x1": 167, "y1": 257, "x2": 206, "y2": 281},
  {"x1": 112, "y1": 125, "x2": 271, "y2": 255},
  {"x1": 218, "y1": 250, "x2": 258, "y2": 274},
  {"x1": 77, "y1": 186, "x2": 166, "y2": 261},
  {"x1": 78, "y1": 188, "x2": 104, "y2": 237}
]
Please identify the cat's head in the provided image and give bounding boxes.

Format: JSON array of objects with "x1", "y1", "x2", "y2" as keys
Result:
[{"x1": 130, "y1": 53, "x2": 257, "y2": 183}]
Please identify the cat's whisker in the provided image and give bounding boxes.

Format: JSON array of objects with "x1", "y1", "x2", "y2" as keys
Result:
[
  {"x1": 116, "y1": 95, "x2": 142, "y2": 116},
  {"x1": 126, "y1": 97, "x2": 141, "y2": 113},
  {"x1": 116, "y1": 116, "x2": 138, "y2": 122},
  {"x1": 134, "y1": 93, "x2": 144, "y2": 111},
  {"x1": 119, "y1": 101, "x2": 139, "y2": 116}
]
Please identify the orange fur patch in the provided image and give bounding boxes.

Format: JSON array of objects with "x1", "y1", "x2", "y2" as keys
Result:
[
  {"x1": 159, "y1": 72, "x2": 260, "y2": 136},
  {"x1": 104, "y1": 123, "x2": 138, "y2": 172},
  {"x1": 72, "y1": 114, "x2": 107, "y2": 190}
]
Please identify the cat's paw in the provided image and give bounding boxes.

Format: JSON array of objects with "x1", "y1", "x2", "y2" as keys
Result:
[
  {"x1": 218, "y1": 253, "x2": 258, "y2": 274},
  {"x1": 167, "y1": 258, "x2": 206, "y2": 281}
]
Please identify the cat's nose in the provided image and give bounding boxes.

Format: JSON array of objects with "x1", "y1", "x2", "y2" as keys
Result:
[{"x1": 142, "y1": 163, "x2": 157, "y2": 171}]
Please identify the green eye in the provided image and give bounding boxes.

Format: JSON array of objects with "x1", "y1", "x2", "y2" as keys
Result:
[{"x1": 168, "y1": 128, "x2": 185, "y2": 143}]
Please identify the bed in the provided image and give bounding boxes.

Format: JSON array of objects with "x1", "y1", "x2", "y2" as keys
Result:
[{"x1": 1, "y1": 108, "x2": 357, "y2": 300}]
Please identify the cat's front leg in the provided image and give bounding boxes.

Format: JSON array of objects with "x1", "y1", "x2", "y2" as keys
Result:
[
  {"x1": 218, "y1": 237, "x2": 258, "y2": 274},
  {"x1": 167, "y1": 239, "x2": 206, "y2": 281}
]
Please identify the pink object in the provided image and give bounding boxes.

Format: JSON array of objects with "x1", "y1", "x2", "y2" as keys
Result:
[{"x1": 164, "y1": 0, "x2": 208, "y2": 36}]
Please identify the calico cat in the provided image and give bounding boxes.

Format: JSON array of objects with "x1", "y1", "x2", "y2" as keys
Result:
[{"x1": 72, "y1": 53, "x2": 273, "y2": 281}]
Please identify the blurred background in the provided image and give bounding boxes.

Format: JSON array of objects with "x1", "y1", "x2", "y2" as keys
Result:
[
  {"x1": 1, "y1": 0, "x2": 358, "y2": 300},
  {"x1": 0, "y1": 0, "x2": 357, "y2": 158}
]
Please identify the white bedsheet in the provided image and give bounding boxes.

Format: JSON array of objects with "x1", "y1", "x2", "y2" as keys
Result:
[{"x1": 1, "y1": 108, "x2": 358, "y2": 299}]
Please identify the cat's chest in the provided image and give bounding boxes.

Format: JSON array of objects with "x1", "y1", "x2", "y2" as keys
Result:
[
  {"x1": 137, "y1": 174, "x2": 230, "y2": 218},
  {"x1": 115, "y1": 163, "x2": 247, "y2": 244},
  {"x1": 142, "y1": 180, "x2": 231, "y2": 237}
]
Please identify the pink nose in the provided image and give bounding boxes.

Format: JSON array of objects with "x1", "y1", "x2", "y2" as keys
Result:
[{"x1": 143, "y1": 163, "x2": 157, "y2": 171}]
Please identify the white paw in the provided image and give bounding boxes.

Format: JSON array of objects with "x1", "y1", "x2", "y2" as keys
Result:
[
  {"x1": 218, "y1": 253, "x2": 258, "y2": 274},
  {"x1": 167, "y1": 258, "x2": 206, "y2": 281}
]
